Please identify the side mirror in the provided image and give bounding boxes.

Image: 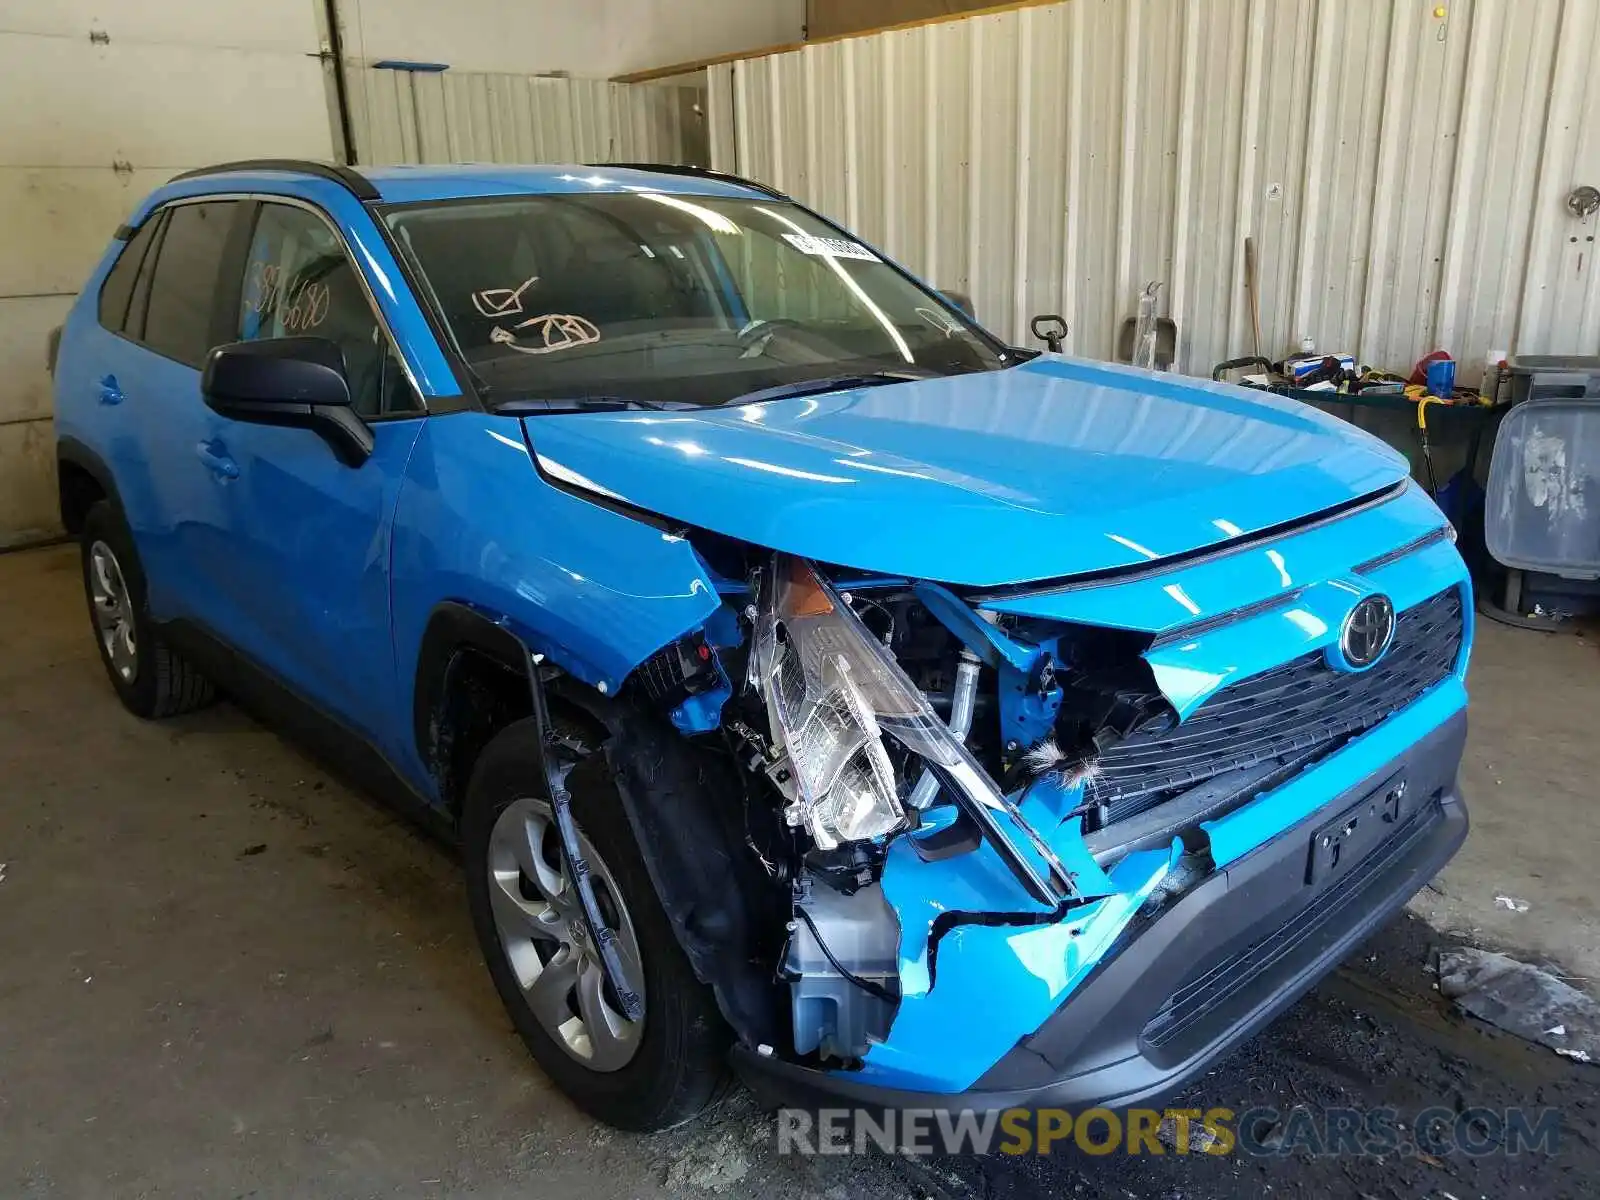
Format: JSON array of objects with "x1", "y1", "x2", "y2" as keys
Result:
[
  {"x1": 940, "y1": 290, "x2": 975, "y2": 319},
  {"x1": 202, "y1": 337, "x2": 373, "y2": 467},
  {"x1": 1031, "y1": 314, "x2": 1068, "y2": 354}
]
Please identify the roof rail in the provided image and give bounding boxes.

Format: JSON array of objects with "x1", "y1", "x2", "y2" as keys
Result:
[
  {"x1": 169, "y1": 159, "x2": 380, "y2": 202},
  {"x1": 588, "y1": 162, "x2": 788, "y2": 200}
]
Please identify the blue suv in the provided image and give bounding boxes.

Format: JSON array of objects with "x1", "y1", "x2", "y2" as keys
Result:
[{"x1": 53, "y1": 159, "x2": 1471, "y2": 1130}]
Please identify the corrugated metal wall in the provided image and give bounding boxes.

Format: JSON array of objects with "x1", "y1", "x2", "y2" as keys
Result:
[
  {"x1": 349, "y1": 67, "x2": 707, "y2": 167},
  {"x1": 710, "y1": 0, "x2": 1600, "y2": 378}
]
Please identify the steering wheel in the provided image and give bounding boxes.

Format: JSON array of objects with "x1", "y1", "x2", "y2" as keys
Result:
[
  {"x1": 737, "y1": 317, "x2": 810, "y2": 359},
  {"x1": 738, "y1": 317, "x2": 806, "y2": 344}
]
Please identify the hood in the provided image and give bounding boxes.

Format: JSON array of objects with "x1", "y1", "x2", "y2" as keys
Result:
[{"x1": 522, "y1": 356, "x2": 1410, "y2": 588}]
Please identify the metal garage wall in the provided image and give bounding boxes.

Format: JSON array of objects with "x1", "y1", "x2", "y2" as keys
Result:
[
  {"x1": 348, "y1": 68, "x2": 707, "y2": 166},
  {"x1": 709, "y1": 0, "x2": 1600, "y2": 377},
  {"x1": 0, "y1": 0, "x2": 335, "y2": 548}
]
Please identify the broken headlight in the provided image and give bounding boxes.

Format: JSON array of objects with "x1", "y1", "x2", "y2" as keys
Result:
[{"x1": 751, "y1": 555, "x2": 990, "y2": 851}]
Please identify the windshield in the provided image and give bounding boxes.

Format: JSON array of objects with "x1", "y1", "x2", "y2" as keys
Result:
[{"x1": 384, "y1": 191, "x2": 1011, "y2": 407}]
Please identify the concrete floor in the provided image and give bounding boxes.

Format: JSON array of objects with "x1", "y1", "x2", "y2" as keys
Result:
[
  {"x1": 2, "y1": 542, "x2": 1596, "y2": 1198},
  {"x1": 1410, "y1": 611, "x2": 1600, "y2": 986}
]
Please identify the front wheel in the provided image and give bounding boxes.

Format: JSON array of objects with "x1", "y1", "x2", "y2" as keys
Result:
[{"x1": 462, "y1": 718, "x2": 729, "y2": 1130}]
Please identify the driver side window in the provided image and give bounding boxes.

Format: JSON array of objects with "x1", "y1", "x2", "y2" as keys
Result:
[{"x1": 236, "y1": 203, "x2": 418, "y2": 418}]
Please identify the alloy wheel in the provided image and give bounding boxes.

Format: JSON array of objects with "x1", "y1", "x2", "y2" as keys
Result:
[
  {"x1": 486, "y1": 797, "x2": 645, "y2": 1071},
  {"x1": 88, "y1": 541, "x2": 137, "y2": 683}
]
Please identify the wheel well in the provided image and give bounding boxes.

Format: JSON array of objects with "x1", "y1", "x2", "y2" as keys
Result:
[
  {"x1": 58, "y1": 459, "x2": 107, "y2": 535},
  {"x1": 415, "y1": 607, "x2": 787, "y2": 1049},
  {"x1": 425, "y1": 642, "x2": 611, "y2": 821},
  {"x1": 431, "y1": 646, "x2": 529, "y2": 819}
]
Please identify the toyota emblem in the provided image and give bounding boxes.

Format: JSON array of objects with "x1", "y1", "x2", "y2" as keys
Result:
[{"x1": 1338, "y1": 594, "x2": 1396, "y2": 670}]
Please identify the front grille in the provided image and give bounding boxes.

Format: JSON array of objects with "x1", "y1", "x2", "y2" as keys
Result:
[{"x1": 1092, "y1": 588, "x2": 1464, "y2": 822}]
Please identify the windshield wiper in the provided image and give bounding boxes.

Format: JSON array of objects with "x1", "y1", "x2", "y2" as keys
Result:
[
  {"x1": 727, "y1": 370, "x2": 935, "y2": 407},
  {"x1": 491, "y1": 395, "x2": 700, "y2": 415}
]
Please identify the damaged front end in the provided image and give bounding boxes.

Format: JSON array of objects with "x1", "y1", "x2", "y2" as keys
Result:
[
  {"x1": 712, "y1": 552, "x2": 1171, "y2": 1086},
  {"x1": 628, "y1": 517, "x2": 1471, "y2": 1105}
]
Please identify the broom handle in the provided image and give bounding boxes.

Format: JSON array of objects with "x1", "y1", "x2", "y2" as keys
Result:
[{"x1": 1244, "y1": 237, "x2": 1262, "y2": 360}]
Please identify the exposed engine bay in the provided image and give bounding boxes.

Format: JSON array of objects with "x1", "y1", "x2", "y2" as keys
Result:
[{"x1": 617, "y1": 545, "x2": 1464, "y2": 1074}]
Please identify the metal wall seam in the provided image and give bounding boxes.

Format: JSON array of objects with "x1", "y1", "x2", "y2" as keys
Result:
[
  {"x1": 1229, "y1": 0, "x2": 1267, "y2": 359},
  {"x1": 1061, "y1": 0, "x2": 1085, "y2": 354},
  {"x1": 1010, "y1": 6, "x2": 1033, "y2": 340},
  {"x1": 707, "y1": 63, "x2": 736, "y2": 171}
]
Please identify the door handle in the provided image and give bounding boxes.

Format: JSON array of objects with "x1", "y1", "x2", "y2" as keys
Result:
[
  {"x1": 195, "y1": 441, "x2": 239, "y2": 480},
  {"x1": 98, "y1": 375, "x2": 124, "y2": 406}
]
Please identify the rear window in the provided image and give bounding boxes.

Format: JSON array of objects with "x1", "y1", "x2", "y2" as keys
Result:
[
  {"x1": 97, "y1": 218, "x2": 161, "y2": 333},
  {"x1": 142, "y1": 201, "x2": 239, "y2": 368}
]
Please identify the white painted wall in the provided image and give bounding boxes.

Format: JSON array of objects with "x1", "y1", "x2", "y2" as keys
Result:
[
  {"x1": 0, "y1": 0, "x2": 334, "y2": 546},
  {"x1": 342, "y1": 0, "x2": 804, "y2": 78}
]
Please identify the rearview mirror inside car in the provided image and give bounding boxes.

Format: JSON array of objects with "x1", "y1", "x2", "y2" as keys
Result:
[{"x1": 201, "y1": 338, "x2": 373, "y2": 467}]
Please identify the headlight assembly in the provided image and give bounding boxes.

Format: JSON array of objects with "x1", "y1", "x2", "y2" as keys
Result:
[
  {"x1": 751, "y1": 555, "x2": 911, "y2": 849},
  {"x1": 750, "y1": 555, "x2": 1073, "y2": 905}
]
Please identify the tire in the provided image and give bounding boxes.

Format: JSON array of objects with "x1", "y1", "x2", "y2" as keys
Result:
[
  {"x1": 462, "y1": 717, "x2": 730, "y2": 1130},
  {"x1": 80, "y1": 500, "x2": 215, "y2": 719}
]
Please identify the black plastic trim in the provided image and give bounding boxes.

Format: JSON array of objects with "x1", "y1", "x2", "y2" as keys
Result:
[
  {"x1": 55, "y1": 437, "x2": 124, "y2": 520},
  {"x1": 586, "y1": 161, "x2": 790, "y2": 200},
  {"x1": 1354, "y1": 524, "x2": 1453, "y2": 576},
  {"x1": 170, "y1": 159, "x2": 380, "y2": 201},
  {"x1": 159, "y1": 618, "x2": 454, "y2": 842},
  {"x1": 421, "y1": 392, "x2": 476, "y2": 416},
  {"x1": 1150, "y1": 587, "x2": 1308, "y2": 649},
  {"x1": 97, "y1": 211, "x2": 163, "y2": 336},
  {"x1": 731, "y1": 709, "x2": 1468, "y2": 1114}
]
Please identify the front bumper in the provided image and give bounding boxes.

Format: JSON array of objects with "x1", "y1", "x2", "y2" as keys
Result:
[{"x1": 732, "y1": 708, "x2": 1467, "y2": 1113}]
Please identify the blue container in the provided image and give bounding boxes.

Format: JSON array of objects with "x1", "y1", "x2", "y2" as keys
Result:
[{"x1": 1426, "y1": 357, "x2": 1457, "y2": 397}]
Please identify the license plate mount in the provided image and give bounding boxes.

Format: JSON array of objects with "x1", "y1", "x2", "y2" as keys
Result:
[{"x1": 1306, "y1": 770, "x2": 1411, "y2": 887}]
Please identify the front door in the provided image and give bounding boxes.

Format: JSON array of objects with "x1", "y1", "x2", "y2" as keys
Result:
[{"x1": 204, "y1": 200, "x2": 426, "y2": 742}]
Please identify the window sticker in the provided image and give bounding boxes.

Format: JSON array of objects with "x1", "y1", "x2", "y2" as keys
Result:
[
  {"x1": 489, "y1": 313, "x2": 601, "y2": 355},
  {"x1": 472, "y1": 273, "x2": 540, "y2": 318},
  {"x1": 780, "y1": 232, "x2": 881, "y2": 262}
]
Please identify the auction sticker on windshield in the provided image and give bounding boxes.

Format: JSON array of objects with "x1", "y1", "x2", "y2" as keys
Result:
[{"x1": 782, "y1": 233, "x2": 880, "y2": 261}]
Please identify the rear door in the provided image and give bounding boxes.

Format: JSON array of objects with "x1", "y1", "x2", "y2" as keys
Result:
[
  {"x1": 79, "y1": 198, "x2": 243, "y2": 625},
  {"x1": 204, "y1": 198, "x2": 426, "y2": 739}
]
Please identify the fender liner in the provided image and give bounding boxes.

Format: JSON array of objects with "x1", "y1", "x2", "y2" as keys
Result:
[
  {"x1": 570, "y1": 689, "x2": 786, "y2": 1051},
  {"x1": 413, "y1": 601, "x2": 784, "y2": 1048},
  {"x1": 412, "y1": 600, "x2": 530, "y2": 771}
]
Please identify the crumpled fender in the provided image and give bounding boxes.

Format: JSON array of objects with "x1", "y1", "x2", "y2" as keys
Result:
[{"x1": 387, "y1": 412, "x2": 721, "y2": 792}]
